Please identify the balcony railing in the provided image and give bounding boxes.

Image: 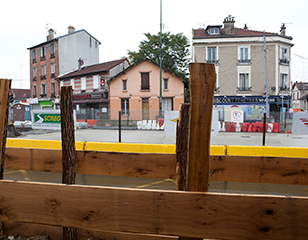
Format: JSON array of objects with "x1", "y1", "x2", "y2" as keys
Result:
[
  {"x1": 280, "y1": 58, "x2": 289, "y2": 65},
  {"x1": 33, "y1": 77, "x2": 37, "y2": 82},
  {"x1": 50, "y1": 53, "x2": 55, "y2": 59},
  {"x1": 280, "y1": 86, "x2": 289, "y2": 91},
  {"x1": 40, "y1": 75, "x2": 46, "y2": 80},
  {"x1": 238, "y1": 59, "x2": 251, "y2": 64},
  {"x1": 40, "y1": 56, "x2": 46, "y2": 61},
  {"x1": 51, "y1": 93, "x2": 56, "y2": 98},
  {"x1": 51, "y1": 73, "x2": 55, "y2": 78},
  {"x1": 206, "y1": 60, "x2": 219, "y2": 65},
  {"x1": 237, "y1": 86, "x2": 252, "y2": 92},
  {"x1": 32, "y1": 59, "x2": 37, "y2": 63},
  {"x1": 40, "y1": 94, "x2": 47, "y2": 98}
]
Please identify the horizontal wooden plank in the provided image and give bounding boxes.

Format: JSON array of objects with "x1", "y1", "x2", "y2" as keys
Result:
[
  {"x1": 0, "y1": 180, "x2": 307, "y2": 239},
  {"x1": 3, "y1": 221, "x2": 176, "y2": 239},
  {"x1": 5, "y1": 148, "x2": 308, "y2": 184},
  {"x1": 227, "y1": 145, "x2": 308, "y2": 158}
]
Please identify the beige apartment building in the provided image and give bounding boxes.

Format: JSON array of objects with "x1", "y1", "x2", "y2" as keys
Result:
[{"x1": 192, "y1": 16, "x2": 293, "y2": 121}]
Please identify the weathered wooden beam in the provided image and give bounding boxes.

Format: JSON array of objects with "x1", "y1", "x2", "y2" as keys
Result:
[
  {"x1": 176, "y1": 103, "x2": 190, "y2": 191},
  {"x1": 0, "y1": 180, "x2": 308, "y2": 239},
  {"x1": 3, "y1": 221, "x2": 177, "y2": 239},
  {"x1": 186, "y1": 63, "x2": 216, "y2": 192},
  {"x1": 0, "y1": 79, "x2": 11, "y2": 180},
  {"x1": 60, "y1": 86, "x2": 76, "y2": 240},
  {"x1": 4, "y1": 148, "x2": 308, "y2": 185}
]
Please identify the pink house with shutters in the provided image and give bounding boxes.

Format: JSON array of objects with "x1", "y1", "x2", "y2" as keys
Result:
[{"x1": 107, "y1": 58, "x2": 187, "y2": 121}]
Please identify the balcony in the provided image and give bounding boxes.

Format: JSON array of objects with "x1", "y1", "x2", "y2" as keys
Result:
[
  {"x1": 280, "y1": 86, "x2": 289, "y2": 91},
  {"x1": 206, "y1": 60, "x2": 219, "y2": 65},
  {"x1": 40, "y1": 75, "x2": 46, "y2": 80},
  {"x1": 40, "y1": 56, "x2": 46, "y2": 61},
  {"x1": 280, "y1": 58, "x2": 289, "y2": 65},
  {"x1": 237, "y1": 86, "x2": 252, "y2": 92},
  {"x1": 40, "y1": 94, "x2": 47, "y2": 98},
  {"x1": 33, "y1": 95, "x2": 37, "y2": 98},
  {"x1": 50, "y1": 53, "x2": 55, "y2": 59},
  {"x1": 51, "y1": 73, "x2": 55, "y2": 78},
  {"x1": 51, "y1": 93, "x2": 56, "y2": 98},
  {"x1": 238, "y1": 59, "x2": 251, "y2": 64},
  {"x1": 33, "y1": 77, "x2": 37, "y2": 82},
  {"x1": 32, "y1": 59, "x2": 37, "y2": 63}
]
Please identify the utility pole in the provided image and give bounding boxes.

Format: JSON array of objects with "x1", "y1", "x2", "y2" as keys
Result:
[
  {"x1": 159, "y1": 0, "x2": 163, "y2": 116},
  {"x1": 263, "y1": 30, "x2": 269, "y2": 117}
]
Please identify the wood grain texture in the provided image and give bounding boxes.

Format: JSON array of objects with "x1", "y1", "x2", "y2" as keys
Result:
[
  {"x1": 0, "y1": 180, "x2": 307, "y2": 239},
  {"x1": 3, "y1": 221, "x2": 177, "y2": 239},
  {"x1": 176, "y1": 104, "x2": 190, "y2": 191},
  {"x1": 186, "y1": 63, "x2": 216, "y2": 192},
  {"x1": 0, "y1": 79, "x2": 11, "y2": 180},
  {"x1": 60, "y1": 86, "x2": 76, "y2": 239},
  {"x1": 4, "y1": 148, "x2": 308, "y2": 185}
]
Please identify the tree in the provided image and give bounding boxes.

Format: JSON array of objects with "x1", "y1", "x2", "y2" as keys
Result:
[{"x1": 127, "y1": 32, "x2": 190, "y2": 80}]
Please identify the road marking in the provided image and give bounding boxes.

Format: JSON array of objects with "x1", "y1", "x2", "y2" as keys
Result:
[
  {"x1": 134, "y1": 179, "x2": 175, "y2": 189},
  {"x1": 20, "y1": 170, "x2": 31, "y2": 181},
  {"x1": 3, "y1": 170, "x2": 31, "y2": 181}
]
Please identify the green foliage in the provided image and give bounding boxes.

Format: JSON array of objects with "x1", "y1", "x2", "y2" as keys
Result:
[{"x1": 127, "y1": 32, "x2": 190, "y2": 80}]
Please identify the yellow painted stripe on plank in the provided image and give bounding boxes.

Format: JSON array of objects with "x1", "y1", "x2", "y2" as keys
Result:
[
  {"x1": 210, "y1": 145, "x2": 226, "y2": 156},
  {"x1": 227, "y1": 145, "x2": 308, "y2": 158},
  {"x1": 85, "y1": 142, "x2": 175, "y2": 154},
  {"x1": 6, "y1": 139, "x2": 85, "y2": 150}
]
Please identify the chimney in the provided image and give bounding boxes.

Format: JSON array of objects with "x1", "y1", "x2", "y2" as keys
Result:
[
  {"x1": 280, "y1": 23, "x2": 286, "y2": 36},
  {"x1": 47, "y1": 28, "x2": 54, "y2": 41},
  {"x1": 78, "y1": 58, "x2": 84, "y2": 70},
  {"x1": 68, "y1": 25, "x2": 75, "y2": 34},
  {"x1": 223, "y1": 15, "x2": 235, "y2": 35}
]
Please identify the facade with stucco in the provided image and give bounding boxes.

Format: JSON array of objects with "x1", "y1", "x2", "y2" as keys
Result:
[{"x1": 108, "y1": 59, "x2": 186, "y2": 120}]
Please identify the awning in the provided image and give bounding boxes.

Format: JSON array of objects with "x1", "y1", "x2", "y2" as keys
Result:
[{"x1": 73, "y1": 98, "x2": 109, "y2": 104}]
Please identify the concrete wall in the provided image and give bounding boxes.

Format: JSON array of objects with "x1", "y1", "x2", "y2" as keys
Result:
[{"x1": 58, "y1": 30, "x2": 99, "y2": 75}]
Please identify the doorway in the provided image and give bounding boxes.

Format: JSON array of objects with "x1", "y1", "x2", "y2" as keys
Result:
[{"x1": 142, "y1": 98, "x2": 149, "y2": 120}]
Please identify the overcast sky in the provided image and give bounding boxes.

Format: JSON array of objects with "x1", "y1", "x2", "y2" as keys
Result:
[{"x1": 1, "y1": 0, "x2": 307, "y2": 89}]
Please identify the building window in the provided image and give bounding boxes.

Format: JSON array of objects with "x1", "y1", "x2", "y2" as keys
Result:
[
  {"x1": 122, "y1": 79, "x2": 127, "y2": 91},
  {"x1": 93, "y1": 75, "x2": 99, "y2": 90},
  {"x1": 280, "y1": 47, "x2": 289, "y2": 64},
  {"x1": 41, "y1": 84, "x2": 46, "y2": 97},
  {"x1": 280, "y1": 73, "x2": 288, "y2": 90},
  {"x1": 33, "y1": 67, "x2": 37, "y2": 81},
  {"x1": 41, "y1": 47, "x2": 45, "y2": 61},
  {"x1": 164, "y1": 78, "x2": 168, "y2": 90},
  {"x1": 162, "y1": 98, "x2": 173, "y2": 111},
  {"x1": 141, "y1": 72, "x2": 150, "y2": 90},
  {"x1": 95, "y1": 41, "x2": 98, "y2": 48},
  {"x1": 239, "y1": 47, "x2": 250, "y2": 63},
  {"x1": 51, "y1": 63, "x2": 55, "y2": 78},
  {"x1": 207, "y1": 47, "x2": 217, "y2": 64},
  {"x1": 51, "y1": 82, "x2": 55, "y2": 98},
  {"x1": 297, "y1": 92, "x2": 299, "y2": 99},
  {"x1": 81, "y1": 77, "x2": 86, "y2": 92},
  {"x1": 89, "y1": 37, "x2": 92, "y2": 47},
  {"x1": 32, "y1": 50, "x2": 36, "y2": 63},
  {"x1": 208, "y1": 27, "x2": 220, "y2": 35},
  {"x1": 121, "y1": 98, "x2": 129, "y2": 115},
  {"x1": 238, "y1": 73, "x2": 250, "y2": 91},
  {"x1": 70, "y1": 79, "x2": 74, "y2": 90},
  {"x1": 41, "y1": 66, "x2": 46, "y2": 79},
  {"x1": 293, "y1": 93, "x2": 296, "y2": 100},
  {"x1": 33, "y1": 85, "x2": 37, "y2": 98}
]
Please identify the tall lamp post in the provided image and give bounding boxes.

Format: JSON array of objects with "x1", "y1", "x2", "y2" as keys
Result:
[{"x1": 159, "y1": 0, "x2": 163, "y2": 116}]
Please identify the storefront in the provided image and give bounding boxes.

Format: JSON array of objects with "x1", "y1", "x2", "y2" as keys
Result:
[{"x1": 73, "y1": 92, "x2": 109, "y2": 120}]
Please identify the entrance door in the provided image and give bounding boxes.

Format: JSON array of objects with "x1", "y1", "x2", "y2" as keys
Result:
[{"x1": 142, "y1": 98, "x2": 149, "y2": 120}]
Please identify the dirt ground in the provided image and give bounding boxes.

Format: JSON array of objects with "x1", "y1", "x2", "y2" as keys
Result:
[{"x1": 0, "y1": 235, "x2": 49, "y2": 240}]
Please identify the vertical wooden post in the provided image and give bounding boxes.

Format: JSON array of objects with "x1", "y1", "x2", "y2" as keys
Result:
[
  {"x1": 176, "y1": 103, "x2": 190, "y2": 191},
  {"x1": 0, "y1": 79, "x2": 11, "y2": 180},
  {"x1": 119, "y1": 111, "x2": 121, "y2": 143},
  {"x1": 186, "y1": 63, "x2": 216, "y2": 192},
  {"x1": 60, "y1": 86, "x2": 77, "y2": 240}
]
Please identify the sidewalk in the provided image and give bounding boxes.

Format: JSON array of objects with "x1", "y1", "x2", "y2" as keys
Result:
[{"x1": 17, "y1": 128, "x2": 308, "y2": 147}]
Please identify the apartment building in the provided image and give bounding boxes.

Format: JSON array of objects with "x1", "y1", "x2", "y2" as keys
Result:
[
  {"x1": 292, "y1": 82, "x2": 308, "y2": 111},
  {"x1": 27, "y1": 26, "x2": 100, "y2": 103},
  {"x1": 58, "y1": 59, "x2": 130, "y2": 120},
  {"x1": 192, "y1": 16, "x2": 294, "y2": 121}
]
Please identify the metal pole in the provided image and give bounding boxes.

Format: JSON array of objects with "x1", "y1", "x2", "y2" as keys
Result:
[
  {"x1": 263, "y1": 31, "x2": 269, "y2": 118},
  {"x1": 262, "y1": 112, "x2": 266, "y2": 146},
  {"x1": 159, "y1": 0, "x2": 163, "y2": 116},
  {"x1": 119, "y1": 111, "x2": 121, "y2": 143}
]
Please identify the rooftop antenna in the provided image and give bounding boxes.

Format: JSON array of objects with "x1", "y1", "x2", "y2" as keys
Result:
[{"x1": 45, "y1": 23, "x2": 52, "y2": 35}]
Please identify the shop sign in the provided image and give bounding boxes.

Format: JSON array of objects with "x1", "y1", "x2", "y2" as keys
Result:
[
  {"x1": 74, "y1": 94, "x2": 91, "y2": 100},
  {"x1": 32, "y1": 110, "x2": 76, "y2": 130}
]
